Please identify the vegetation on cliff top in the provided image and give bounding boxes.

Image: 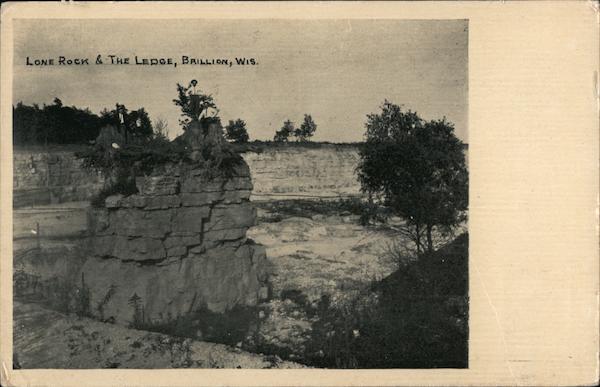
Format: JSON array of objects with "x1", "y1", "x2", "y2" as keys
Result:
[
  {"x1": 13, "y1": 98, "x2": 153, "y2": 146},
  {"x1": 77, "y1": 83, "x2": 246, "y2": 207},
  {"x1": 273, "y1": 114, "x2": 318, "y2": 142}
]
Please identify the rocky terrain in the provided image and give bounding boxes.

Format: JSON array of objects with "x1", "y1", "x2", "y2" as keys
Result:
[
  {"x1": 243, "y1": 206, "x2": 400, "y2": 359},
  {"x1": 250, "y1": 213, "x2": 398, "y2": 302},
  {"x1": 13, "y1": 198, "x2": 402, "y2": 368}
]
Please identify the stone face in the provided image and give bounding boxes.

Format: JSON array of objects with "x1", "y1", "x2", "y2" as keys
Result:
[
  {"x1": 232, "y1": 163, "x2": 251, "y2": 177},
  {"x1": 113, "y1": 237, "x2": 166, "y2": 262},
  {"x1": 145, "y1": 195, "x2": 181, "y2": 210},
  {"x1": 180, "y1": 192, "x2": 222, "y2": 207},
  {"x1": 91, "y1": 235, "x2": 125, "y2": 257},
  {"x1": 249, "y1": 244, "x2": 268, "y2": 283},
  {"x1": 181, "y1": 176, "x2": 253, "y2": 193},
  {"x1": 109, "y1": 209, "x2": 173, "y2": 238},
  {"x1": 172, "y1": 206, "x2": 210, "y2": 233},
  {"x1": 223, "y1": 189, "x2": 252, "y2": 203},
  {"x1": 105, "y1": 194, "x2": 123, "y2": 208},
  {"x1": 84, "y1": 160, "x2": 268, "y2": 325},
  {"x1": 180, "y1": 177, "x2": 223, "y2": 193},
  {"x1": 136, "y1": 176, "x2": 179, "y2": 196},
  {"x1": 180, "y1": 190, "x2": 251, "y2": 207},
  {"x1": 203, "y1": 228, "x2": 247, "y2": 249},
  {"x1": 120, "y1": 194, "x2": 148, "y2": 208},
  {"x1": 80, "y1": 241, "x2": 265, "y2": 324},
  {"x1": 163, "y1": 234, "x2": 201, "y2": 250},
  {"x1": 223, "y1": 177, "x2": 253, "y2": 191},
  {"x1": 87, "y1": 208, "x2": 109, "y2": 234},
  {"x1": 90, "y1": 235, "x2": 167, "y2": 262},
  {"x1": 205, "y1": 202, "x2": 256, "y2": 232},
  {"x1": 167, "y1": 245, "x2": 188, "y2": 257}
]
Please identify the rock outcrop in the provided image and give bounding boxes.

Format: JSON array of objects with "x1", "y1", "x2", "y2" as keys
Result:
[{"x1": 82, "y1": 160, "x2": 268, "y2": 325}]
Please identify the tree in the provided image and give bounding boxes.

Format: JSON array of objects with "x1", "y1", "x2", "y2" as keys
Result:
[
  {"x1": 99, "y1": 104, "x2": 153, "y2": 143},
  {"x1": 225, "y1": 119, "x2": 250, "y2": 143},
  {"x1": 172, "y1": 81, "x2": 217, "y2": 130},
  {"x1": 295, "y1": 114, "x2": 317, "y2": 141},
  {"x1": 274, "y1": 119, "x2": 295, "y2": 142},
  {"x1": 126, "y1": 107, "x2": 153, "y2": 140},
  {"x1": 13, "y1": 102, "x2": 43, "y2": 145},
  {"x1": 356, "y1": 101, "x2": 468, "y2": 254},
  {"x1": 13, "y1": 99, "x2": 103, "y2": 146},
  {"x1": 153, "y1": 116, "x2": 170, "y2": 140}
]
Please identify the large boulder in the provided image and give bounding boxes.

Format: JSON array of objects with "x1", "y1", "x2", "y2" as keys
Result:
[{"x1": 82, "y1": 160, "x2": 268, "y2": 325}]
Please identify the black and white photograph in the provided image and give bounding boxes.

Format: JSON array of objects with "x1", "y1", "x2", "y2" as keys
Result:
[
  {"x1": 3, "y1": 2, "x2": 599, "y2": 386},
  {"x1": 10, "y1": 17, "x2": 469, "y2": 370}
]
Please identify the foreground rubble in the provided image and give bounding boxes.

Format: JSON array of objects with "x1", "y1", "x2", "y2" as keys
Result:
[{"x1": 13, "y1": 301, "x2": 304, "y2": 369}]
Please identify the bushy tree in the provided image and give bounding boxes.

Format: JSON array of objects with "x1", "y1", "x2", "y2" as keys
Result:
[
  {"x1": 99, "y1": 104, "x2": 153, "y2": 143},
  {"x1": 356, "y1": 101, "x2": 468, "y2": 253},
  {"x1": 127, "y1": 108, "x2": 153, "y2": 139},
  {"x1": 153, "y1": 116, "x2": 170, "y2": 140},
  {"x1": 172, "y1": 81, "x2": 217, "y2": 130},
  {"x1": 13, "y1": 102, "x2": 43, "y2": 145},
  {"x1": 274, "y1": 119, "x2": 295, "y2": 142},
  {"x1": 225, "y1": 119, "x2": 250, "y2": 143},
  {"x1": 295, "y1": 114, "x2": 317, "y2": 141}
]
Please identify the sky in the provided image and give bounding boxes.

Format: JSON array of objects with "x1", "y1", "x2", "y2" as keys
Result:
[{"x1": 13, "y1": 19, "x2": 468, "y2": 143}]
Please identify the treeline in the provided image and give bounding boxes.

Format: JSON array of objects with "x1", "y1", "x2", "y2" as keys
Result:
[
  {"x1": 273, "y1": 114, "x2": 317, "y2": 142},
  {"x1": 13, "y1": 94, "x2": 321, "y2": 146},
  {"x1": 224, "y1": 115, "x2": 319, "y2": 144},
  {"x1": 13, "y1": 98, "x2": 152, "y2": 146}
]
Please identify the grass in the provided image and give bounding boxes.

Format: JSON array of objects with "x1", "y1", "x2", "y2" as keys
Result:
[{"x1": 13, "y1": 270, "x2": 92, "y2": 318}]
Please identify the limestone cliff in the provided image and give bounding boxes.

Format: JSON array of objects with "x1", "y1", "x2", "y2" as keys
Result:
[
  {"x1": 13, "y1": 148, "x2": 105, "y2": 206},
  {"x1": 244, "y1": 146, "x2": 361, "y2": 199},
  {"x1": 13, "y1": 145, "x2": 364, "y2": 206}
]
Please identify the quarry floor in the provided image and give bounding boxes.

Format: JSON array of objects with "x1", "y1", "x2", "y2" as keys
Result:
[
  {"x1": 13, "y1": 301, "x2": 304, "y2": 369},
  {"x1": 12, "y1": 200, "x2": 403, "y2": 368}
]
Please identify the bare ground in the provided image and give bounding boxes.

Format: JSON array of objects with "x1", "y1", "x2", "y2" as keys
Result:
[{"x1": 13, "y1": 301, "x2": 304, "y2": 369}]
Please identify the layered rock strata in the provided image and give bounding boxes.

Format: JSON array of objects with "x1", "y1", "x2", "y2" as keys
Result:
[{"x1": 82, "y1": 161, "x2": 268, "y2": 325}]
